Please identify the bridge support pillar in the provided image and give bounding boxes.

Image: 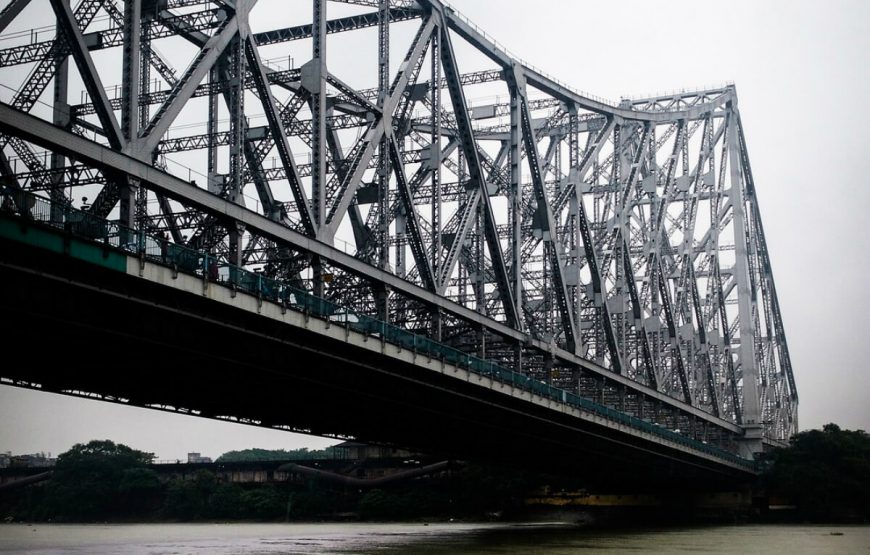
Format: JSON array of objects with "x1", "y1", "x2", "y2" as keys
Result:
[{"x1": 737, "y1": 423, "x2": 763, "y2": 459}]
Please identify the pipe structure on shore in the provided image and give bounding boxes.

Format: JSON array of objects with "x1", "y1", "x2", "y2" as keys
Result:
[
  {"x1": 0, "y1": 471, "x2": 52, "y2": 492},
  {"x1": 277, "y1": 460, "x2": 453, "y2": 488}
]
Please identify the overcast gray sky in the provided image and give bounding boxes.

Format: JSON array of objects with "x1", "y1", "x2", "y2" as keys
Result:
[{"x1": 1, "y1": 0, "x2": 868, "y2": 461}]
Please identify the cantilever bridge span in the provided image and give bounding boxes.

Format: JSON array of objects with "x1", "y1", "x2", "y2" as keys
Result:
[{"x1": 0, "y1": 0, "x2": 796, "y2": 480}]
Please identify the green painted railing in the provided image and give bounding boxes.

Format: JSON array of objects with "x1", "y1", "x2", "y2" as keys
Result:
[{"x1": 0, "y1": 188, "x2": 756, "y2": 471}]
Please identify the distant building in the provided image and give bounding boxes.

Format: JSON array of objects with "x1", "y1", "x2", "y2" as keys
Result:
[
  {"x1": 187, "y1": 452, "x2": 212, "y2": 464},
  {"x1": 9, "y1": 452, "x2": 56, "y2": 468},
  {"x1": 0, "y1": 452, "x2": 10, "y2": 469}
]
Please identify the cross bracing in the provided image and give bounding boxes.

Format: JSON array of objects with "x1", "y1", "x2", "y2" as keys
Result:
[{"x1": 0, "y1": 0, "x2": 797, "y2": 454}]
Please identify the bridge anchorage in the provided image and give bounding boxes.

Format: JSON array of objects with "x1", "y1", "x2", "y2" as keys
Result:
[{"x1": 0, "y1": 0, "x2": 796, "y2": 472}]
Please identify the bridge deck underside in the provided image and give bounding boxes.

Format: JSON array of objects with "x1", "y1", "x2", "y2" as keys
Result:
[{"x1": 0, "y1": 234, "x2": 751, "y2": 487}]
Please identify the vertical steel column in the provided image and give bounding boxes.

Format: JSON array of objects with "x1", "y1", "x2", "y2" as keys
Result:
[
  {"x1": 615, "y1": 126, "x2": 629, "y2": 368},
  {"x1": 227, "y1": 38, "x2": 245, "y2": 205},
  {"x1": 430, "y1": 31, "x2": 441, "y2": 278},
  {"x1": 474, "y1": 202, "x2": 483, "y2": 313},
  {"x1": 474, "y1": 196, "x2": 485, "y2": 351},
  {"x1": 377, "y1": 0, "x2": 390, "y2": 271},
  {"x1": 727, "y1": 108, "x2": 762, "y2": 449},
  {"x1": 457, "y1": 152, "x2": 467, "y2": 306},
  {"x1": 395, "y1": 206, "x2": 406, "y2": 278},
  {"x1": 552, "y1": 133, "x2": 562, "y2": 337},
  {"x1": 119, "y1": 0, "x2": 141, "y2": 233},
  {"x1": 49, "y1": 0, "x2": 69, "y2": 223},
  {"x1": 568, "y1": 109, "x2": 581, "y2": 338},
  {"x1": 227, "y1": 34, "x2": 246, "y2": 266},
  {"x1": 139, "y1": 16, "x2": 152, "y2": 131},
  {"x1": 136, "y1": 7, "x2": 152, "y2": 227},
  {"x1": 311, "y1": 0, "x2": 327, "y2": 229},
  {"x1": 509, "y1": 82, "x2": 522, "y2": 320},
  {"x1": 374, "y1": 0, "x2": 390, "y2": 321},
  {"x1": 311, "y1": 0, "x2": 327, "y2": 296},
  {"x1": 120, "y1": 0, "x2": 141, "y2": 144},
  {"x1": 207, "y1": 67, "x2": 219, "y2": 179}
]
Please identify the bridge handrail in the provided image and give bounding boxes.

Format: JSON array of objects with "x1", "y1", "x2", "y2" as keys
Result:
[{"x1": 0, "y1": 188, "x2": 756, "y2": 471}]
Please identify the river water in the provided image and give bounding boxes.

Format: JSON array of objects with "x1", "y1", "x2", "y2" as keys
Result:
[{"x1": 0, "y1": 522, "x2": 867, "y2": 554}]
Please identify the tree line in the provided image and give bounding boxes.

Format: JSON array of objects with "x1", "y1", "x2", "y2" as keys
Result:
[
  {"x1": 1, "y1": 424, "x2": 868, "y2": 523},
  {"x1": 0, "y1": 440, "x2": 529, "y2": 522},
  {"x1": 215, "y1": 447, "x2": 341, "y2": 463},
  {"x1": 761, "y1": 423, "x2": 869, "y2": 522}
]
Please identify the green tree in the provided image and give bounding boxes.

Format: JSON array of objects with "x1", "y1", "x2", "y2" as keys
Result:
[
  {"x1": 41, "y1": 440, "x2": 157, "y2": 521},
  {"x1": 161, "y1": 469, "x2": 217, "y2": 520},
  {"x1": 240, "y1": 486, "x2": 285, "y2": 520},
  {"x1": 216, "y1": 447, "x2": 339, "y2": 462},
  {"x1": 765, "y1": 423, "x2": 870, "y2": 521},
  {"x1": 208, "y1": 483, "x2": 244, "y2": 519},
  {"x1": 117, "y1": 467, "x2": 161, "y2": 514}
]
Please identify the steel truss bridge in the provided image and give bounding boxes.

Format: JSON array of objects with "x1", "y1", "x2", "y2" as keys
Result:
[{"x1": 0, "y1": 0, "x2": 797, "y2": 477}]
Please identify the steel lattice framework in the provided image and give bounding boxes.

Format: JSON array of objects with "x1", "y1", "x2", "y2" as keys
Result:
[{"x1": 0, "y1": 0, "x2": 797, "y2": 453}]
